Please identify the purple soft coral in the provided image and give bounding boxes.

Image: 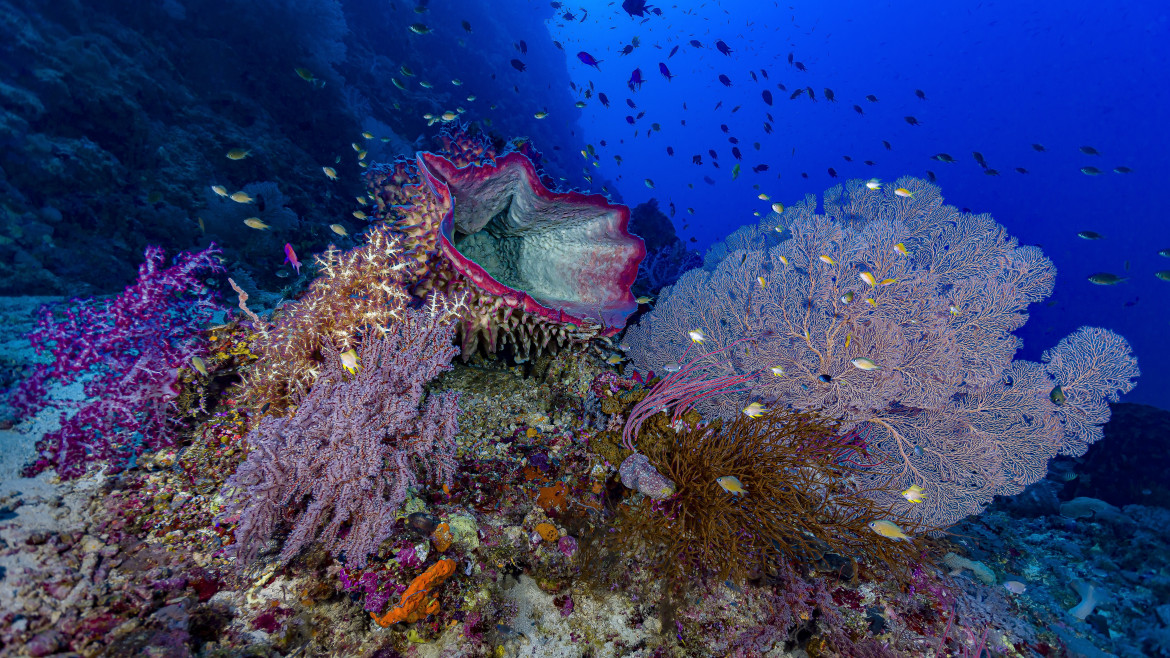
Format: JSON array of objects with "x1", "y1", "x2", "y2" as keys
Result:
[{"x1": 10, "y1": 244, "x2": 223, "y2": 479}]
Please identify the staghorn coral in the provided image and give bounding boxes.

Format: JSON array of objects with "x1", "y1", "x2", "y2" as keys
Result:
[
  {"x1": 239, "y1": 223, "x2": 425, "y2": 414},
  {"x1": 221, "y1": 295, "x2": 464, "y2": 570},
  {"x1": 626, "y1": 177, "x2": 1138, "y2": 528},
  {"x1": 11, "y1": 244, "x2": 222, "y2": 478},
  {"x1": 610, "y1": 408, "x2": 921, "y2": 585}
]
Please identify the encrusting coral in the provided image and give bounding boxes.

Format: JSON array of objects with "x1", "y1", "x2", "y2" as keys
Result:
[{"x1": 370, "y1": 558, "x2": 457, "y2": 627}]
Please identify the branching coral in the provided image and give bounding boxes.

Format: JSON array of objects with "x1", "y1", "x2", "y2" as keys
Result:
[
  {"x1": 221, "y1": 295, "x2": 464, "y2": 570},
  {"x1": 11, "y1": 244, "x2": 222, "y2": 478},
  {"x1": 625, "y1": 176, "x2": 1138, "y2": 528}
]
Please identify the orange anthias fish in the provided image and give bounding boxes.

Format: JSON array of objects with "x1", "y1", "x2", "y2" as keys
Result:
[{"x1": 284, "y1": 243, "x2": 301, "y2": 275}]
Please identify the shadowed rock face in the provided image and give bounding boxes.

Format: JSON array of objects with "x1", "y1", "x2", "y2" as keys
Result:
[{"x1": 418, "y1": 151, "x2": 644, "y2": 333}]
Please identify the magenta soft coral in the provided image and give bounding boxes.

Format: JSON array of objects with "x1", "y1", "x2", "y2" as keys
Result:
[{"x1": 10, "y1": 244, "x2": 223, "y2": 479}]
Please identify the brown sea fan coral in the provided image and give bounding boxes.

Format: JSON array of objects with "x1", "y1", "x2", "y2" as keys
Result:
[{"x1": 614, "y1": 409, "x2": 921, "y2": 585}]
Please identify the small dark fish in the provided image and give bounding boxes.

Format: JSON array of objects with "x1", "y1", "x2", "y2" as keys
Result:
[
  {"x1": 801, "y1": 172, "x2": 809, "y2": 178},
  {"x1": 692, "y1": 154, "x2": 702, "y2": 165},
  {"x1": 760, "y1": 69, "x2": 768, "y2": 79},
  {"x1": 904, "y1": 116, "x2": 920, "y2": 126},
  {"x1": 1114, "y1": 166, "x2": 1132, "y2": 174},
  {"x1": 818, "y1": 374, "x2": 832, "y2": 383},
  {"x1": 763, "y1": 123, "x2": 772, "y2": 134},
  {"x1": 728, "y1": 136, "x2": 738, "y2": 144},
  {"x1": 626, "y1": 98, "x2": 636, "y2": 108},
  {"x1": 708, "y1": 149, "x2": 718, "y2": 159},
  {"x1": 842, "y1": 155, "x2": 853, "y2": 162},
  {"x1": 752, "y1": 164, "x2": 769, "y2": 173},
  {"x1": 598, "y1": 93, "x2": 610, "y2": 107},
  {"x1": 750, "y1": 71, "x2": 758, "y2": 82},
  {"x1": 553, "y1": 40, "x2": 563, "y2": 50},
  {"x1": 865, "y1": 94, "x2": 878, "y2": 102},
  {"x1": 1077, "y1": 230, "x2": 1104, "y2": 240},
  {"x1": 720, "y1": 124, "x2": 729, "y2": 133},
  {"x1": 461, "y1": 20, "x2": 472, "y2": 32},
  {"x1": 625, "y1": 115, "x2": 635, "y2": 124},
  {"x1": 718, "y1": 74, "x2": 732, "y2": 86},
  {"x1": 669, "y1": 202, "x2": 676, "y2": 217},
  {"x1": 1087, "y1": 272, "x2": 1127, "y2": 285},
  {"x1": 853, "y1": 104, "x2": 863, "y2": 115},
  {"x1": 628, "y1": 68, "x2": 645, "y2": 91},
  {"x1": 732, "y1": 147, "x2": 742, "y2": 160},
  {"x1": 690, "y1": 39, "x2": 702, "y2": 48},
  {"x1": 620, "y1": 44, "x2": 635, "y2": 56},
  {"x1": 1050, "y1": 385, "x2": 1066, "y2": 406},
  {"x1": 882, "y1": 140, "x2": 892, "y2": 150},
  {"x1": 926, "y1": 170, "x2": 936, "y2": 181},
  {"x1": 794, "y1": 61, "x2": 807, "y2": 71},
  {"x1": 716, "y1": 40, "x2": 733, "y2": 55},
  {"x1": 1015, "y1": 167, "x2": 1029, "y2": 174},
  {"x1": 790, "y1": 88, "x2": 803, "y2": 99},
  {"x1": 984, "y1": 169, "x2": 999, "y2": 176},
  {"x1": 577, "y1": 51, "x2": 602, "y2": 69},
  {"x1": 1080, "y1": 145, "x2": 1101, "y2": 156},
  {"x1": 1031, "y1": 143, "x2": 1045, "y2": 152},
  {"x1": 865, "y1": 160, "x2": 875, "y2": 166},
  {"x1": 666, "y1": 146, "x2": 674, "y2": 156},
  {"x1": 915, "y1": 89, "x2": 926, "y2": 100},
  {"x1": 973, "y1": 151, "x2": 988, "y2": 168},
  {"x1": 824, "y1": 88, "x2": 835, "y2": 102},
  {"x1": 669, "y1": 45, "x2": 679, "y2": 58},
  {"x1": 510, "y1": 59, "x2": 526, "y2": 72},
  {"x1": 516, "y1": 40, "x2": 527, "y2": 54},
  {"x1": 806, "y1": 86, "x2": 815, "y2": 101},
  {"x1": 776, "y1": 83, "x2": 786, "y2": 91},
  {"x1": 787, "y1": 52, "x2": 794, "y2": 64},
  {"x1": 762, "y1": 90, "x2": 773, "y2": 106},
  {"x1": 932, "y1": 153, "x2": 955, "y2": 163},
  {"x1": 1081, "y1": 166, "x2": 1103, "y2": 175},
  {"x1": 622, "y1": 0, "x2": 649, "y2": 17},
  {"x1": 828, "y1": 167, "x2": 838, "y2": 178}
]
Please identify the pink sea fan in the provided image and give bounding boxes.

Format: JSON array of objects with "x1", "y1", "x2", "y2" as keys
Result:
[
  {"x1": 222, "y1": 295, "x2": 463, "y2": 570},
  {"x1": 626, "y1": 177, "x2": 1137, "y2": 528}
]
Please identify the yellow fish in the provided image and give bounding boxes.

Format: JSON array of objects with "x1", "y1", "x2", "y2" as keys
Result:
[
  {"x1": 758, "y1": 193, "x2": 770, "y2": 200},
  {"x1": 742, "y1": 402, "x2": 767, "y2": 418},
  {"x1": 330, "y1": 224, "x2": 349, "y2": 237},
  {"x1": 534, "y1": 111, "x2": 549, "y2": 119},
  {"x1": 901, "y1": 484, "x2": 926, "y2": 503},
  {"x1": 894, "y1": 188, "x2": 913, "y2": 198},
  {"x1": 845, "y1": 333, "x2": 852, "y2": 348},
  {"x1": 605, "y1": 354, "x2": 624, "y2": 365},
  {"x1": 295, "y1": 67, "x2": 316, "y2": 82},
  {"x1": 840, "y1": 291, "x2": 854, "y2": 304},
  {"x1": 866, "y1": 178, "x2": 882, "y2": 190},
  {"x1": 339, "y1": 349, "x2": 360, "y2": 375},
  {"x1": 770, "y1": 366, "x2": 784, "y2": 376},
  {"x1": 850, "y1": 357, "x2": 880, "y2": 371},
  {"x1": 866, "y1": 298, "x2": 877, "y2": 307},
  {"x1": 356, "y1": 196, "x2": 368, "y2": 206},
  {"x1": 778, "y1": 255, "x2": 789, "y2": 266},
  {"x1": 362, "y1": 131, "x2": 374, "y2": 139},
  {"x1": 226, "y1": 148, "x2": 250, "y2": 160},
  {"x1": 819, "y1": 255, "x2": 836, "y2": 265},
  {"x1": 211, "y1": 185, "x2": 229, "y2": 197},
  {"x1": 687, "y1": 329, "x2": 706, "y2": 344},
  {"x1": 198, "y1": 217, "x2": 205, "y2": 233},
  {"x1": 868, "y1": 519, "x2": 911, "y2": 541},
  {"x1": 353, "y1": 210, "x2": 368, "y2": 220},
  {"x1": 949, "y1": 304, "x2": 961, "y2": 316},
  {"x1": 229, "y1": 191, "x2": 254, "y2": 203},
  {"x1": 451, "y1": 79, "x2": 463, "y2": 86},
  {"x1": 191, "y1": 356, "x2": 208, "y2": 376},
  {"x1": 244, "y1": 218, "x2": 269, "y2": 230},
  {"x1": 716, "y1": 475, "x2": 748, "y2": 495},
  {"x1": 757, "y1": 276, "x2": 766, "y2": 288},
  {"x1": 893, "y1": 242, "x2": 909, "y2": 255},
  {"x1": 635, "y1": 295, "x2": 653, "y2": 304},
  {"x1": 323, "y1": 166, "x2": 338, "y2": 180},
  {"x1": 441, "y1": 111, "x2": 457, "y2": 121},
  {"x1": 351, "y1": 142, "x2": 361, "y2": 152},
  {"x1": 771, "y1": 202, "x2": 784, "y2": 214},
  {"x1": 879, "y1": 278, "x2": 897, "y2": 286},
  {"x1": 859, "y1": 271, "x2": 877, "y2": 287}
]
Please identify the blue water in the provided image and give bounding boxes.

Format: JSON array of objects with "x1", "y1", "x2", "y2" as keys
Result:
[{"x1": 548, "y1": 0, "x2": 1169, "y2": 409}]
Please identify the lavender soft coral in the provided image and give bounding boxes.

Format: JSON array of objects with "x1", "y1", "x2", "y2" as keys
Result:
[{"x1": 10, "y1": 244, "x2": 223, "y2": 479}]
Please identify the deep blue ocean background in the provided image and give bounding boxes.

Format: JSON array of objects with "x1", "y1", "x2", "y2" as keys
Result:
[{"x1": 543, "y1": 0, "x2": 1170, "y2": 410}]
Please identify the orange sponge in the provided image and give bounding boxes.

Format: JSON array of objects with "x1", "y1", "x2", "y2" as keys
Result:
[{"x1": 370, "y1": 558, "x2": 457, "y2": 626}]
